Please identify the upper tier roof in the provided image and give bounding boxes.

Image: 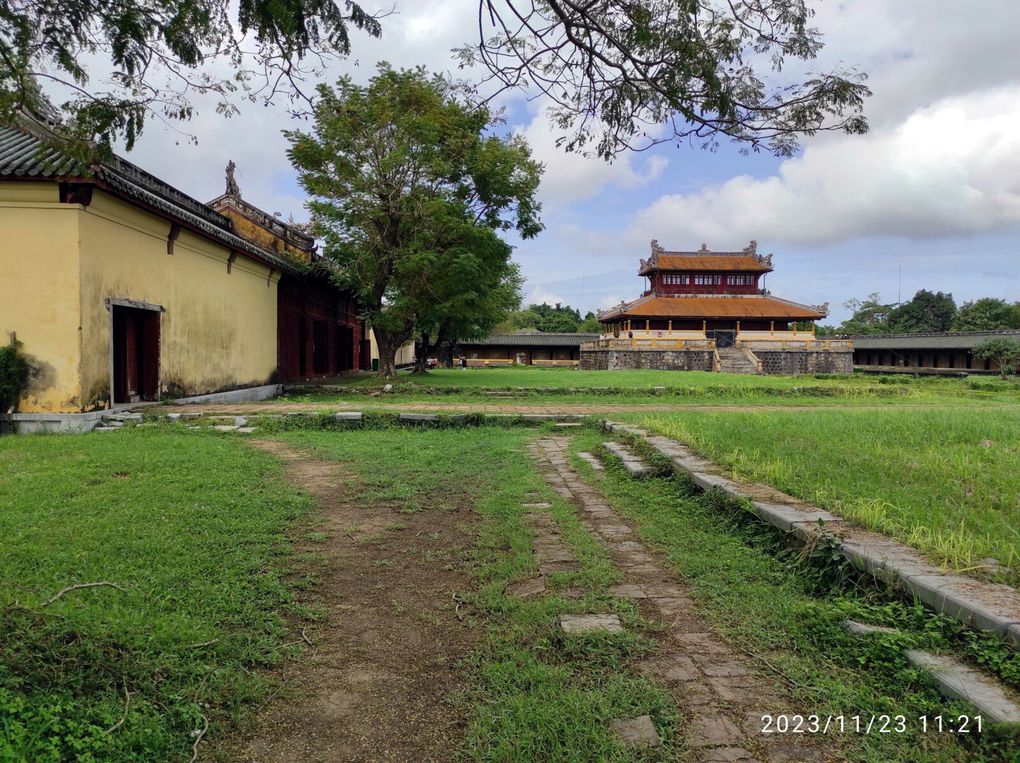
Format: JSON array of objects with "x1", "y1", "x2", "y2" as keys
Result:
[{"x1": 638, "y1": 240, "x2": 774, "y2": 275}]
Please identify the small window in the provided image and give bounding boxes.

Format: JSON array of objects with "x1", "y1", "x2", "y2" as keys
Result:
[
  {"x1": 694, "y1": 274, "x2": 722, "y2": 285},
  {"x1": 728, "y1": 274, "x2": 754, "y2": 285}
]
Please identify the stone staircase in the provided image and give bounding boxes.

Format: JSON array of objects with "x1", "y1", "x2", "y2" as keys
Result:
[{"x1": 715, "y1": 346, "x2": 761, "y2": 374}]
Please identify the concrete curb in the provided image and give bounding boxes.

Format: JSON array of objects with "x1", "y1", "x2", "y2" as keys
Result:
[
  {"x1": 603, "y1": 420, "x2": 1020, "y2": 648},
  {"x1": 172, "y1": 383, "x2": 282, "y2": 405},
  {"x1": 905, "y1": 650, "x2": 1020, "y2": 724}
]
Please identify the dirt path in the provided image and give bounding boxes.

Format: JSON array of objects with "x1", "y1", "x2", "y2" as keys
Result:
[
  {"x1": 219, "y1": 440, "x2": 477, "y2": 763},
  {"x1": 531, "y1": 437, "x2": 835, "y2": 762}
]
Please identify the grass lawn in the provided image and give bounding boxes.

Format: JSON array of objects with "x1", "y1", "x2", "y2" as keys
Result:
[
  {"x1": 637, "y1": 408, "x2": 1020, "y2": 583},
  {"x1": 0, "y1": 430, "x2": 310, "y2": 761},
  {"x1": 275, "y1": 367, "x2": 1020, "y2": 408},
  {"x1": 568, "y1": 429, "x2": 1020, "y2": 762},
  {"x1": 3, "y1": 419, "x2": 1017, "y2": 760}
]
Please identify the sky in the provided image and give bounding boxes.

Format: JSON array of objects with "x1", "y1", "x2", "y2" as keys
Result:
[{"x1": 116, "y1": 0, "x2": 1020, "y2": 325}]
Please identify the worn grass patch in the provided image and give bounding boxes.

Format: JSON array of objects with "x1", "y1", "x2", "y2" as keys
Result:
[
  {"x1": 0, "y1": 429, "x2": 310, "y2": 762},
  {"x1": 275, "y1": 425, "x2": 680, "y2": 761},
  {"x1": 569, "y1": 430, "x2": 1020, "y2": 762},
  {"x1": 638, "y1": 408, "x2": 1020, "y2": 582}
]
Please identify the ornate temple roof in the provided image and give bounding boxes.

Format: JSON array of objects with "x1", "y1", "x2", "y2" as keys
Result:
[
  {"x1": 638, "y1": 240, "x2": 774, "y2": 275},
  {"x1": 599, "y1": 294, "x2": 828, "y2": 321}
]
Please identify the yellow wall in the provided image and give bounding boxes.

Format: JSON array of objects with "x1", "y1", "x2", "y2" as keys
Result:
[
  {"x1": 218, "y1": 207, "x2": 311, "y2": 263},
  {"x1": 1, "y1": 182, "x2": 282, "y2": 412},
  {"x1": 369, "y1": 329, "x2": 416, "y2": 367},
  {"x1": 77, "y1": 191, "x2": 280, "y2": 407},
  {"x1": 0, "y1": 182, "x2": 83, "y2": 411}
]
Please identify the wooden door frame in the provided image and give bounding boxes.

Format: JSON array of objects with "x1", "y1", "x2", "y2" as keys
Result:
[{"x1": 106, "y1": 297, "x2": 165, "y2": 406}]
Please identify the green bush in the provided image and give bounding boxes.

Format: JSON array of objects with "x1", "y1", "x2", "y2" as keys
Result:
[{"x1": 0, "y1": 340, "x2": 30, "y2": 413}]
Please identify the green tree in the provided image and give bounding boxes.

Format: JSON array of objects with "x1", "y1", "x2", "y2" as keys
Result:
[
  {"x1": 579, "y1": 311, "x2": 602, "y2": 333},
  {"x1": 953, "y1": 298, "x2": 1020, "y2": 332},
  {"x1": 410, "y1": 239, "x2": 523, "y2": 373},
  {"x1": 461, "y1": 0, "x2": 870, "y2": 158},
  {"x1": 889, "y1": 290, "x2": 956, "y2": 333},
  {"x1": 1, "y1": 1, "x2": 382, "y2": 156},
  {"x1": 286, "y1": 65, "x2": 542, "y2": 377},
  {"x1": 973, "y1": 338, "x2": 1020, "y2": 379},
  {"x1": 838, "y1": 293, "x2": 894, "y2": 335}
]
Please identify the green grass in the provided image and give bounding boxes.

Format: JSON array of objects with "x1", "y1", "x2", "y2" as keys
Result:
[
  {"x1": 569, "y1": 430, "x2": 1020, "y2": 762},
  {"x1": 637, "y1": 409, "x2": 1020, "y2": 584},
  {"x1": 274, "y1": 367, "x2": 1020, "y2": 408},
  {"x1": 0, "y1": 429, "x2": 310, "y2": 762},
  {"x1": 275, "y1": 425, "x2": 682, "y2": 761}
]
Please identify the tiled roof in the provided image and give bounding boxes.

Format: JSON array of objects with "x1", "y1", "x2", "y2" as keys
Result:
[
  {"x1": 599, "y1": 294, "x2": 827, "y2": 321},
  {"x1": 0, "y1": 122, "x2": 302, "y2": 275},
  {"x1": 851, "y1": 330, "x2": 1020, "y2": 350},
  {"x1": 639, "y1": 254, "x2": 772, "y2": 273},
  {"x1": 460, "y1": 332, "x2": 600, "y2": 347}
]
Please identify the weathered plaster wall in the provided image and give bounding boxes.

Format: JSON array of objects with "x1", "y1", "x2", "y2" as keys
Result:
[
  {"x1": 76, "y1": 191, "x2": 281, "y2": 407},
  {"x1": 0, "y1": 182, "x2": 83, "y2": 412}
]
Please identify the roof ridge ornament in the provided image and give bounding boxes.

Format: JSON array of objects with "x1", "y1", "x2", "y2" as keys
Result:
[
  {"x1": 225, "y1": 160, "x2": 240, "y2": 197},
  {"x1": 650, "y1": 239, "x2": 664, "y2": 256},
  {"x1": 699, "y1": 243, "x2": 709, "y2": 253}
]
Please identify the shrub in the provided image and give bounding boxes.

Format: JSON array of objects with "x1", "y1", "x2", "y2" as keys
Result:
[
  {"x1": 973, "y1": 338, "x2": 1020, "y2": 379},
  {"x1": 0, "y1": 340, "x2": 30, "y2": 413}
]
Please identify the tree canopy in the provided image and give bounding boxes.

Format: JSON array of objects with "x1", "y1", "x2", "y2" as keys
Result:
[
  {"x1": 953, "y1": 298, "x2": 1020, "y2": 332},
  {"x1": 0, "y1": 0, "x2": 383, "y2": 156},
  {"x1": 826, "y1": 290, "x2": 1020, "y2": 336},
  {"x1": 502, "y1": 302, "x2": 602, "y2": 333},
  {"x1": 4, "y1": 1, "x2": 867, "y2": 161},
  {"x1": 286, "y1": 64, "x2": 542, "y2": 376},
  {"x1": 459, "y1": 0, "x2": 870, "y2": 158}
]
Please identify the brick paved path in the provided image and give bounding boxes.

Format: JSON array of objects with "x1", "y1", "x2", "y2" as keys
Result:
[{"x1": 530, "y1": 436, "x2": 831, "y2": 762}]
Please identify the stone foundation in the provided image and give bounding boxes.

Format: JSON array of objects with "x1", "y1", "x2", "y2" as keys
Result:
[
  {"x1": 753, "y1": 350, "x2": 853, "y2": 375},
  {"x1": 580, "y1": 349, "x2": 714, "y2": 371},
  {"x1": 580, "y1": 347, "x2": 853, "y2": 374}
]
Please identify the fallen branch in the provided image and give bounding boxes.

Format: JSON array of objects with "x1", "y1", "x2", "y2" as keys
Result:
[
  {"x1": 186, "y1": 638, "x2": 219, "y2": 649},
  {"x1": 41, "y1": 581, "x2": 126, "y2": 607},
  {"x1": 737, "y1": 646, "x2": 823, "y2": 694},
  {"x1": 104, "y1": 678, "x2": 131, "y2": 735},
  {"x1": 189, "y1": 714, "x2": 208, "y2": 763},
  {"x1": 300, "y1": 628, "x2": 315, "y2": 647}
]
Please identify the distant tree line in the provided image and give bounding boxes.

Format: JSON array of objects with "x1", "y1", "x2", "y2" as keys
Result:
[
  {"x1": 817, "y1": 291, "x2": 1020, "y2": 336},
  {"x1": 498, "y1": 303, "x2": 603, "y2": 334}
]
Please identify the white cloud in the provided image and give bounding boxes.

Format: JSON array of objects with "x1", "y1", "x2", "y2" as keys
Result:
[
  {"x1": 519, "y1": 108, "x2": 668, "y2": 207},
  {"x1": 525, "y1": 286, "x2": 566, "y2": 307},
  {"x1": 629, "y1": 86, "x2": 1020, "y2": 247}
]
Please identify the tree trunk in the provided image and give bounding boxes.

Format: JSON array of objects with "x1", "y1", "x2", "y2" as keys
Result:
[
  {"x1": 375, "y1": 330, "x2": 405, "y2": 378},
  {"x1": 412, "y1": 332, "x2": 431, "y2": 374}
]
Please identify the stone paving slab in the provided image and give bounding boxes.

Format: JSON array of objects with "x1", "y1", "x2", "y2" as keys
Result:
[
  {"x1": 533, "y1": 436, "x2": 824, "y2": 761},
  {"x1": 560, "y1": 614, "x2": 624, "y2": 634},
  {"x1": 609, "y1": 715, "x2": 661, "y2": 748},
  {"x1": 905, "y1": 650, "x2": 1020, "y2": 724},
  {"x1": 843, "y1": 619, "x2": 899, "y2": 637},
  {"x1": 578, "y1": 452, "x2": 604, "y2": 470},
  {"x1": 605, "y1": 421, "x2": 1020, "y2": 648}
]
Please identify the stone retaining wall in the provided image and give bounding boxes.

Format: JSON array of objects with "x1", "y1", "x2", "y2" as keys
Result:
[
  {"x1": 753, "y1": 350, "x2": 853, "y2": 375},
  {"x1": 580, "y1": 349, "x2": 714, "y2": 371}
]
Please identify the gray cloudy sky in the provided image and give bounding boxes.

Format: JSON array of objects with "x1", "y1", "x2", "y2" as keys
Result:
[{"x1": 118, "y1": 0, "x2": 1020, "y2": 323}]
